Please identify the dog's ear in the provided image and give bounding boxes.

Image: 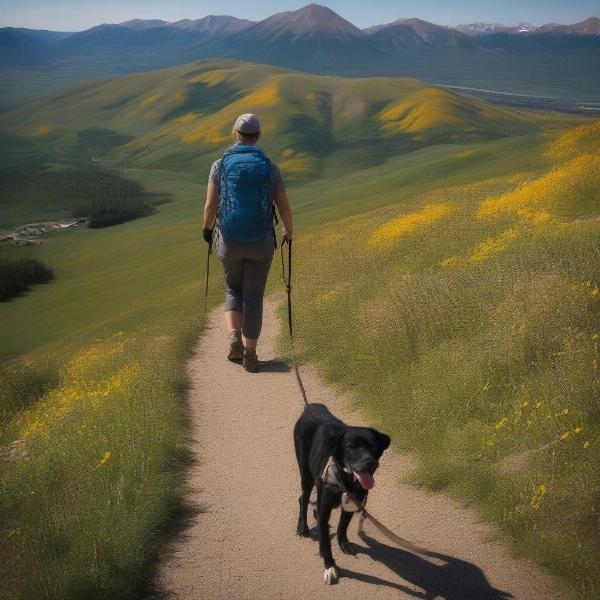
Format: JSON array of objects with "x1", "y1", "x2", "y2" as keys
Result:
[{"x1": 374, "y1": 430, "x2": 391, "y2": 454}]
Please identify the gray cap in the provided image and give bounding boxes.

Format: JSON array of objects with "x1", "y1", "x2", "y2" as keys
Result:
[{"x1": 234, "y1": 113, "x2": 260, "y2": 134}]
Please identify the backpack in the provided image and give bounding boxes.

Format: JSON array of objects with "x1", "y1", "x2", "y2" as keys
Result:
[{"x1": 217, "y1": 144, "x2": 273, "y2": 242}]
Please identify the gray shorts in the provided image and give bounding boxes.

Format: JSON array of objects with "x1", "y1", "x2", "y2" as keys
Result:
[{"x1": 215, "y1": 228, "x2": 275, "y2": 340}]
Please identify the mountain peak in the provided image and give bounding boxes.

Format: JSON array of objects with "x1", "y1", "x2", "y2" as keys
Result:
[
  {"x1": 118, "y1": 19, "x2": 170, "y2": 30},
  {"x1": 171, "y1": 15, "x2": 254, "y2": 34},
  {"x1": 259, "y1": 3, "x2": 363, "y2": 37},
  {"x1": 455, "y1": 22, "x2": 510, "y2": 35}
]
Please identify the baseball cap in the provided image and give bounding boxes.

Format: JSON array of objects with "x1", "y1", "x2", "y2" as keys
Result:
[{"x1": 234, "y1": 113, "x2": 260, "y2": 135}]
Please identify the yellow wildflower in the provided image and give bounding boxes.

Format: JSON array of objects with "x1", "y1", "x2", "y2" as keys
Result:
[
  {"x1": 477, "y1": 154, "x2": 600, "y2": 223},
  {"x1": 560, "y1": 431, "x2": 570, "y2": 440},
  {"x1": 530, "y1": 484, "x2": 547, "y2": 509},
  {"x1": 33, "y1": 125, "x2": 53, "y2": 137},
  {"x1": 96, "y1": 451, "x2": 111, "y2": 468},
  {"x1": 440, "y1": 255, "x2": 461, "y2": 267},
  {"x1": 368, "y1": 203, "x2": 453, "y2": 248},
  {"x1": 467, "y1": 227, "x2": 520, "y2": 263},
  {"x1": 583, "y1": 441, "x2": 590, "y2": 449},
  {"x1": 574, "y1": 426, "x2": 583, "y2": 434},
  {"x1": 495, "y1": 417, "x2": 508, "y2": 430}
]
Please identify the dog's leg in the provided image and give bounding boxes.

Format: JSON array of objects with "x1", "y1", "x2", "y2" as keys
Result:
[
  {"x1": 318, "y1": 487, "x2": 339, "y2": 584},
  {"x1": 337, "y1": 509, "x2": 356, "y2": 555},
  {"x1": 357, "y1": 495, "x2": 367, "y2": 537},
  {"x1": 314, "y1": 479, "x2": 323, "y2": 523},
  {"x1": 296, "y1": 475, "x2": 313, "y2": 537}
]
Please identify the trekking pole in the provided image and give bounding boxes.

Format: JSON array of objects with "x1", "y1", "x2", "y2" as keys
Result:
[
  {"x1": 287, "y1": 239, "x2": 293, "y2": 336},
  {"x1": 204, "y1": 236, "x2": 212, "y2": 315}
]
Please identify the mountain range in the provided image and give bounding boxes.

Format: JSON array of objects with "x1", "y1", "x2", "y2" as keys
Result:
[
  {"x1": 1, "y1": 5, "x2": 599, "y2": 110},
  {"x1": 455, "y1": 22, "x2": 539, "y2": 35}
]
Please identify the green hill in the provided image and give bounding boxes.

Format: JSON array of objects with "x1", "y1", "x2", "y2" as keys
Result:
[
  {"x1": 1, "y1": 59, "x2": 552, "y2": 173},
  {"x1": 0, "y1": 59, "x2": 577, "y2": 230}
]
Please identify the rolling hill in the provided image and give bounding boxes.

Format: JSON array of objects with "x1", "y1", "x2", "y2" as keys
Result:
[
  {"x1": 1, "y1": 58, "x2": 573, "y2": 230},
  {"x1": 0, "y1": 59, "x2": 551, "y2": 181},
  {"x1": 0, "y1": 58, "x2": 584, "y2": 233}
]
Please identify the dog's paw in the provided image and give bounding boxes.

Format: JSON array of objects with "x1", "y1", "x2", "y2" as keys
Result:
[
  {"x1": 323, "y1": 566, "x2": 339, "y2": 585},
  {"x1": 339, "y1": 539, "x2": 356, "y2": 556},
  {"x1": 296, "y1": 524, "x2": 310, "y2": 537}
]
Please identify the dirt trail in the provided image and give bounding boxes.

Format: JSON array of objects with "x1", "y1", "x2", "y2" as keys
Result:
[{"x1": 158, "y1": 298, "x2": 564, "y2": 599}]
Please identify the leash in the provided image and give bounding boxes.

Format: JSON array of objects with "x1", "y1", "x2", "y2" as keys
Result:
[
  {"x1": 357, "y1": 507, "x2": 432, "y2": 557},
  {"x1": 280, "y1": 238, "x2": 309, "y2": 406},
  {"x1": 321, "y1": 456, "x2": 432, "y2": 557},
  {"x1": 281, "y1": 237, "x2": 432, "y2": 558}
]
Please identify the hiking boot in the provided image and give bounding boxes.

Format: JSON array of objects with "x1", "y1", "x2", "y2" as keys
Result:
[
  {"x1": 243, "y1": 349, "x2": 260, "y2": 373},
  {"x1": 227, "y1": 329, "x2": 243, "y2": 362}
]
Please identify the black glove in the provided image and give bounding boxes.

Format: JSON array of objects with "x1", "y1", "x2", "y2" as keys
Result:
[{"x1": 202, "y1": 227, "x2": 213, "y2": 244}]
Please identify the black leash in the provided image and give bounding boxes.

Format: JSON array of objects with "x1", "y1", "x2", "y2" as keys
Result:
[{"x1": 280, "y1": 238, "x2": 309, "y2": 406}]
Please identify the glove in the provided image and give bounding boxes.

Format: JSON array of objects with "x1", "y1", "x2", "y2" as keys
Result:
[{"x1": 202, "y1": 227, "x2": 213, "y2": 244}]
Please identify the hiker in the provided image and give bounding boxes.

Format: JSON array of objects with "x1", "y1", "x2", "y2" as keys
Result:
[{"x1": 202, "y1": 113, "x2": 293, "y2": 373}]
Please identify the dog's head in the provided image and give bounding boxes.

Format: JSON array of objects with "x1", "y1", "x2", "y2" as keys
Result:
[{"x1": 336, "y1": 427, "x2": 391, "y2": 490}]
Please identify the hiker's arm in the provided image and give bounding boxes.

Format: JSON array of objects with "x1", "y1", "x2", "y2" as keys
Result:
[
  {"x1": 274, "y1": 187, "x2": 293, "y2": 239},
  {"x1": 204, "y1": 181, "x2": 218, "y2": 229}
]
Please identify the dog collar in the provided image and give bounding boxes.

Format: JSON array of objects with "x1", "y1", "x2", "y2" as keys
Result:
[{"x1": 321, "y1": 456, "x2": 366, "y2": 512}]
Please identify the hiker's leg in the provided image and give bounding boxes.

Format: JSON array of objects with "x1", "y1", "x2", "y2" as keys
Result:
[
  {"x1": 225, "y1": 310, "x2": 242, "y2": 330},
  {"x1": 216, "y1": 230, "x2": 243, "y2": 330},
  {"x1": 241, "y1": 234, "x2": 274, "y2": 347}
]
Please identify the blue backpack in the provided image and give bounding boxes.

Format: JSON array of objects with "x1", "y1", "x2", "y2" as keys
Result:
[{"x1": 217, "y1": 144, "x2": 273, "y2": 242}]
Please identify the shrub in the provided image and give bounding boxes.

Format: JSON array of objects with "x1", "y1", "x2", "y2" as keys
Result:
[{"x1": 0, "y1": 257, "x2": 53, "y2": 301}]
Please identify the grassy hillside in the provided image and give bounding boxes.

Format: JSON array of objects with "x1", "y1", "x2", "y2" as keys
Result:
[
  {"x1": 286, "y1": 120, "x2": 600, "y2": 597},
  {"x1": 0, "y1": 59, "x2": 580, "y2": 230},
  {"x1": 0, "y1": 60, "x2": 596, "y2": 598},
  {"x1": 0, "y1": 169, "x2": 225, "y2": 598}
]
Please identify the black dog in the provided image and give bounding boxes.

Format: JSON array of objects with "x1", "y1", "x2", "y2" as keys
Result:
[{"x1": 293, "y1": 403, "x2": 391, "y2": 584}]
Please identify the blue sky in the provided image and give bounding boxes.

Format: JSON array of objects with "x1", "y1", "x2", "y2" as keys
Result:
[{"x1": 0, "y1": 0, "x2": 598, "y2": 31}]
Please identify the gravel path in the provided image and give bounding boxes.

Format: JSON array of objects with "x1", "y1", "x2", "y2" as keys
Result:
[{"x1": 157, "y1": 297, "x2": 564, "y2": 599}]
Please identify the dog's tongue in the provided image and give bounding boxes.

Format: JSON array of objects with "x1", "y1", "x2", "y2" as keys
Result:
[{"x1": 354, "y1": 470, "x2": 375, "y2": 490}]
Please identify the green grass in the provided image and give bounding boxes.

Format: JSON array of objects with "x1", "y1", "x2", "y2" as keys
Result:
[{"x1": 0, "y1": 167, "x2": 224, "y2": 598}]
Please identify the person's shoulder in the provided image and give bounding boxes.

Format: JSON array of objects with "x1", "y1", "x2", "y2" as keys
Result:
[
  {"x1": 209, "y1": 158, "x2": 222, "y2": 182},
  {"x1": 268, "y1": 161, "x2": 282, "y2": 177}
]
